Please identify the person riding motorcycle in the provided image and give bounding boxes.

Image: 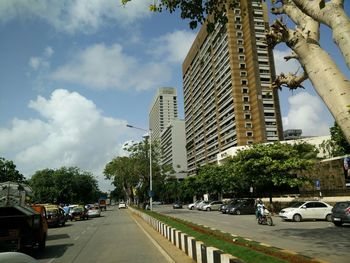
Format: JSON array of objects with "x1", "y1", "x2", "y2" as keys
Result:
[{"x1": 256, "y1": 200, "x2": 265, "y2": 220}]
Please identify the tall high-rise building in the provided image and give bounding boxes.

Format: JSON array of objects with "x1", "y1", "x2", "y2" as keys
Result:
[
  {"x1": 183, "y1": 0, "x2": 283, "y2": 174},
  {"x1": 149, "y1": 87, "x2": 179, "y2": 142}
]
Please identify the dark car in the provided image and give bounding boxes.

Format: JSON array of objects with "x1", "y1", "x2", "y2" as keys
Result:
[
  {"x1": 228, "y1": 198, "x2": 255, "y2": 215},
  {"x1": 173, "y1": 201, "x2": 183, "y2": 209},
  {"x1": 70, "y1": 206, "x2": 89, "y2": 221},
  {"x1": 220, "y1": 199, "x2": 239, "y2": 214},
  {"x1": 332, "y1": 201, "x2": 350, "y2": 226}
]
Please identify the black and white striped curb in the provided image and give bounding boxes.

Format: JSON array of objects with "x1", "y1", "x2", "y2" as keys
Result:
[{"x1": 130, "y1": 207, "x2": 243, "y2": 263}]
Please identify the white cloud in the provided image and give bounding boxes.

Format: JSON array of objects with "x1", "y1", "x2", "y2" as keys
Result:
[
  {"x1": 50, "y1": 43, "x2": 172, "y2": 91},
  {"x1": 0, "y1": 89, "x2": 130, "y2": 191},
  {"x1": 150, "y1": 30, "x2": 197, "y2": 63},
  {"x1": 282, "y1": 92, "x2": 331, "y2": 136},
  {"x1": 0, "y1": 0, "x2": 150, "y2": 34},
  {"x1": 29, "y1": 46, "x2": 54, "y2": 71},
  {"x1": 273, "y1": 48, "x2": 301, "y2": 75}
]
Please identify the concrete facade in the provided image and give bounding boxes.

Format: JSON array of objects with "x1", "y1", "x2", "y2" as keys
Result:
[
  {"x1": 160, "y1": 119, "x2": 188, "y2": 179},
  {"x1": 182, "y1": 0, "x2": 283, "y2": 174},
  {"x1": 149, "y1": 87, "x2": 178, "y2": 142}
]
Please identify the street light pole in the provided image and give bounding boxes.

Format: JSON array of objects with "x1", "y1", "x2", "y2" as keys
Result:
[{"x1": 126, "y1": 124, "x2": 153, "y2": 211}]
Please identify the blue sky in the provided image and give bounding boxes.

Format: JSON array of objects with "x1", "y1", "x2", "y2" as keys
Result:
[{"x1": 0, "y1": 0, "x2": 349, "y2": 191}]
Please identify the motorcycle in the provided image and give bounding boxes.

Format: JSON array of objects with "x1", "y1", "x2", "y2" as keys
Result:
[{"x1": 258, "y1": 212, "x2": 274, "y2": 226}]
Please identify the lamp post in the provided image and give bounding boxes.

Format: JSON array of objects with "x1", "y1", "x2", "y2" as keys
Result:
[{"x1": 126, "y1": 124, "x2": 153, "y2": 211}]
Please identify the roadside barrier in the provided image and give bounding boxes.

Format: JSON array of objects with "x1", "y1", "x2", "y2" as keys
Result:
[{"x1": 130, "y1": 207, "x2": 244, "y2": 263}]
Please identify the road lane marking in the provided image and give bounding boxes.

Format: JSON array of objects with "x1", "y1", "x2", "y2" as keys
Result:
[
  {"x1": 132, "y1": 216, "x2": 175, "y2": 263},
  {"x1": 47, "y1": 258, "x2": 55, "y2": 263},
  {"x1": 74, "y1": 236, "x2": 80, "y2": 240}
]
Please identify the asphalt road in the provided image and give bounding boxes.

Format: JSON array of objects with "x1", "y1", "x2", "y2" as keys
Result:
[
  {"x1": 31, "y1": 206, "x2": 174, "y2": 263},
  {"x1": 154, "y1": 205, "x2": 350, "y2": 263}
]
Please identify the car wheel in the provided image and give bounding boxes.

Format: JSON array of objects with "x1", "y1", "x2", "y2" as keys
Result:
[
  {"x1": 326, "y1": 214, "x2": 332, "y2": 222},
  {"x1": 293, "y1": 214, "x2": 302, "y2": 222},
  {"x1": 235, "y1": 209, "x2": 241, "y2": 215},
  {"x1": 190, "y1": 206, "x2": 194, "y2": 210},
  {"x1": 206, "y1": 207, "x2": 211, "y2": 211},
  {"x1": 333, "y1": 221, "x2": 343, "y2": 226}
]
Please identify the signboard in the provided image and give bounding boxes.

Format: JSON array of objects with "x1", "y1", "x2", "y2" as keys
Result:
[
  {"x1": 315, "y1": 179, "x2": 321, "y2": 190},
  {"x1": 148, "y1": 190, "x2": 155, "y2": 198}
]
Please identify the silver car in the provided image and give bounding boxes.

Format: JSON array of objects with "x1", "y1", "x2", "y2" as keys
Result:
[{"x1": 202, "y1": 201, "x2": 223, "y2": 211}]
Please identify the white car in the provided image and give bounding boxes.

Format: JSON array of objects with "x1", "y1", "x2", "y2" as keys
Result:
[
  {"x1": 279, "y1": 201, "x2": 333, "y2": 222},
  {"x1": 87, "y1": 206, "x2": 101, "y2": 217},
  {"x1": 118, "y1": 202, "x2": 127, "y2": 209}
]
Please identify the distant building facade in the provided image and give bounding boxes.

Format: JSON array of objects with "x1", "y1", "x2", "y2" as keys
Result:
[
  {"x1": 284, "y1": 129, "x2": 303, "y2": 140},
  {"x1": 182, "y1": 0, "x2": 283, "y2": 174},
  {"x1": 149, "y1": 87, "x2": 179, "y2": 142},
  {"x1": 160, "y1": 119, "x2": 187, "y2": 179}
]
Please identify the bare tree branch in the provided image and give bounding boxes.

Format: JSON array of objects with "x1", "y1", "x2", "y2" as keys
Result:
[{"x1": 272, "y1": 71, "x2": 308, "y2": 91}]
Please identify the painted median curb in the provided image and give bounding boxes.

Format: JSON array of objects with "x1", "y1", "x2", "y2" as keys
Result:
[{"x1": 130, "y1": 207, "x2": 243, "y2": 263}]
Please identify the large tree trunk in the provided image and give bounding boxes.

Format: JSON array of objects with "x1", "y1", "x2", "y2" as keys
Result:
[
  {"x1": 291, "y1": 33, "x2": 350, "y2": 143},
  {"x1": 292, "y1": 0, "x2": 350, "y2": 69}
]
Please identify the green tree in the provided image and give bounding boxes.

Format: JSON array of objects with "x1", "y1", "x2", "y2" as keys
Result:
[
  {"x1": 319, "y1": 122, "x2": 350, "y2": 157},
  {"x1": 0, "y1": 157, "x2": 26, "y2": 183},
  {"x1": 29, "y1": 166, "x2": 100, "y2": 204},
  {"x1": 330, "y1": 122, "x2": 350, "y2": 155},
  {"x1": 104, "y1": 139, "x2": 166, "y2": 204},
  {"x1": 231, "y1": 142, "x2": 316, "y2": 203},
  {"x1": 196, "y1": 164, "x2": 227, "y2": 199}
]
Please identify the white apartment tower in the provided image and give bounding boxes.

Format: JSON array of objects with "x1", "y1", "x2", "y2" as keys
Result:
[
  {"x1": 149, "y1": 87, "x2": 179, "y2": 142},
  {"x1": 183, "y1": 0, "x2": 283, "y2": 174}
]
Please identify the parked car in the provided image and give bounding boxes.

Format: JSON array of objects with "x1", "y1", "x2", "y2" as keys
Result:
[
  {"x1": 87, "y1": 206, "x2": 101, "y2": 217},
  {"x1": 331, "y1": 201, "x2": 350, "y2": 226},
  {"x1": 44, "y1": 204, "x2": 66, "y2": 227},
  {"x1": 188, "y1": 200, "x2": 201, "y2": 210},
  {"x1": 202, "y1": 201, "x2": 223, "y2": 211},
  {"x1": 220, "y1": 199, "x2": 238, "y2": 213},
  {"x1": 173, "y1": 201, "x2": 183, "y2": 209},
  {"x1": 118, "y1": 202, "x2": 127, "y2": 209},
  {"x1": 70, "y1": 206, "x2": 89, "y2": 221},
  {"x1": 228, "y1": 198, "x2": 255, "y2": 215},
  {"x1": 197, "y1": 200, "x2": 210, "y2": 210},
  {"x1": 279, "y1": 201, "x2": 333, "y2": 222}
]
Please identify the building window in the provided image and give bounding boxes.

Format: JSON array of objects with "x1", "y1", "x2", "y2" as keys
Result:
[
  {"x1": 245, "y1": 122, "x2": 252, "y2": 128},
  {"x1": 237, "y1": 39, "x2": 244, "y2": 45},
  {"x1": 236, "y1": 31, "x2": 243, "y2": 38},
  {"x1": 244, "y1": 105, "x2": 250, "y2": 111},
  {"x1": 246, "y1": 131, "x2": 253, "y2": 137},
  {"x1": 241, "y1": 79, "x2": 248, "y2": 85},
  {"x1": 245, "y1": 113, "x2": 251, "y2": 120},
  {"x1": 240, "y1": 71, "x2": 247, "y2": 77},
  {"x1": 243, "y1": 96, "x2": 249, "y2": 102},
  {"x1": 242, "y1": 87, "x2": 249, "y2": 94},
  {"x1": 238, "y1": 47, "x2": 244, "y2": 53},
  {"x1": 235, "y1": 24, "x2": 242, "y2": 30}
]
